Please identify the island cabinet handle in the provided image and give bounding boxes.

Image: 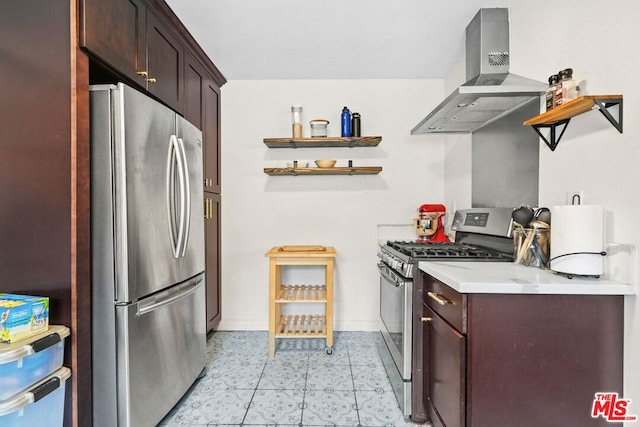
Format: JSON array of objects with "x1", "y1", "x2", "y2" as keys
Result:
[
  {"x1": 420, "y1": 317, "x2": 432, "y2": 322},
  {"x1": 427, "y1": 291, "x2": 450, "y2": 306}
]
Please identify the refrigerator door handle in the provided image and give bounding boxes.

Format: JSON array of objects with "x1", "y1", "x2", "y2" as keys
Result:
[
  {"x1": 166, "y1": 135, "x2": 186, "y2": 259},
  {"x1": 177, "y1": 137, "x2": 191, "y2": 258},
  {"x1": 137, "y1": 277, "x2": 202, "y2": 316}
]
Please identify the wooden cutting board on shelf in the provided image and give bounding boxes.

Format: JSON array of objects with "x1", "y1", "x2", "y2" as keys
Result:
[{"x1": 265, "y1": 246, "x2": 336, "y2": 258}]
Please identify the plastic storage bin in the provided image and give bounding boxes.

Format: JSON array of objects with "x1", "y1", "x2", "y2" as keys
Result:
[
  {"x1": 0, "y1": 366, "x2": 70, "y2": 427},
  {"x1": 0, "y1": 325, "x2": 69, "y2": 401}
]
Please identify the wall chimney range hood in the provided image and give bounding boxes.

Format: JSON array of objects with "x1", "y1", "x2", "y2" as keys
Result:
[{"x1": 411, "y1": 8, "x2": 546, "y2": 134}]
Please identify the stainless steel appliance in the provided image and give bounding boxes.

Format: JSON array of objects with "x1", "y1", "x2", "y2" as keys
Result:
[
  {"x1": 411, "y1": 8, "x2": 546, "y2": 134},
  {"x1": 377, "y1": 207, "x2": 514, "y2": 419},
  {"x1": 90, "y1": 83, "x2": 206, "y2": 427}
]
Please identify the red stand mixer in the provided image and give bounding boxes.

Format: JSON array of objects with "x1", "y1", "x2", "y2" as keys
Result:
[{"x1": 414, "y1": 204, "x2": 450, "y2": 243}]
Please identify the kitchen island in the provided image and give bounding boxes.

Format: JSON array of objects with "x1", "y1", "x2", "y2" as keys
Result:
[{"x1": 411, "y1": 261, "x2": 634, "y2": 427}]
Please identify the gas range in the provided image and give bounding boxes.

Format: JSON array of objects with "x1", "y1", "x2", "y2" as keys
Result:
[{"x1": 377, "y1": 208, "x2": 516, "y2": 418}]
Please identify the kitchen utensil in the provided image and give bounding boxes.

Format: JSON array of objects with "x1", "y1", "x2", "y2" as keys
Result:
[
  {"x1": 315, "y1": 159, "x2": 337, "y2": 168},
  {"x1": 512, "y1": 205, "x2": 534, "y2": 226},
  {"x1": 534, "y1": 207, "x2": 551, "y2": 225}
]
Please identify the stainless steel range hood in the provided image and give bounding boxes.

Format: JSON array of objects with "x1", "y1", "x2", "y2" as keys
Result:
[{"x1": 411, "y1": 8, "x2": 546, "y2": 134}]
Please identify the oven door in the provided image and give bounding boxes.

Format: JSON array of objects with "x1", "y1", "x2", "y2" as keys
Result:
[{"x1": 378, "y1": 262, "x2": 413, "y2": 379}]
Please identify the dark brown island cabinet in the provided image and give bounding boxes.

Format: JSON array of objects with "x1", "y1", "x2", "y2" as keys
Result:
[
  {"x1": 411, "y1": 269, "x2": 623, "y2": 427},
  {"x1": 1, "y1": 0, "x2": 225, "y2": 425}
]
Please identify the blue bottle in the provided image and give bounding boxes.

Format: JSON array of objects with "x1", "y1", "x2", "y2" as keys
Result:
[{"x1": 341, "y1": 106, "x2": 352, "y2": 137}]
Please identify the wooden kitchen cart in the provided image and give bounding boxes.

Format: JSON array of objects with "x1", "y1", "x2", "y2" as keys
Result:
[{"x1": 265, "y1": 245, "x2": 337, "y2": 357}]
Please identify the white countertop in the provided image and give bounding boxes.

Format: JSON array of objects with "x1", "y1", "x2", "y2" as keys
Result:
[{"x1": 418, "y1": 261, "x2": 637, "y2": 295}]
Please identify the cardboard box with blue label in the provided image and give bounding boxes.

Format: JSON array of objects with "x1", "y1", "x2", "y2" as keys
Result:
[{"x1": 0, "y1": 293, "x2": 49, "y2": 343}]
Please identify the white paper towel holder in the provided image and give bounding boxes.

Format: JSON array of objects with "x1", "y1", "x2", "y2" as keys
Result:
[{"x1": 549, "y1": 203, "x2": 607, "y2": 279}]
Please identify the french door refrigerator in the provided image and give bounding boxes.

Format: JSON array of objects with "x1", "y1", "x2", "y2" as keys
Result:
[{"x1": 90, "y1": 83, "x2": 206, "y2": 427}]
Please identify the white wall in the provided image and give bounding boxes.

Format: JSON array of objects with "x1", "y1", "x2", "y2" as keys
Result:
[
  {"x1": 219, "y1": 79, "x2": 445, "y2": 331},
  {"x1": 508, "y1": 0, "x2": 640, "y2": 421}
]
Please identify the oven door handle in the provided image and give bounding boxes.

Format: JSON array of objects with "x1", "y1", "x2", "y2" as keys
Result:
[{"x1": 378, "y1": 262, "x2": 410, "y2": 288}]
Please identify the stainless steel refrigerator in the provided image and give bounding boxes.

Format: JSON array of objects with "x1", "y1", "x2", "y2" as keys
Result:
[{"x1": 90, "y1": 83, "x2": 206, "y2": 427}]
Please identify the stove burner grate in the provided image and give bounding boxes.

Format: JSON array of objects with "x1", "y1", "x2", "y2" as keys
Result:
[{"x1": 386, "y1": 240, "x2": 511, "y2": 260}]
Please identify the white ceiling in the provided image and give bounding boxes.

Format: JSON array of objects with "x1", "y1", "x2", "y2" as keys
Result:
[{"x1": 165, "y1": 0, "x2": 506, "y2": 80}]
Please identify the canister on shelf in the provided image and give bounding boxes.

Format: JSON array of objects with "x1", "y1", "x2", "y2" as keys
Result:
[
  {"x1": 291, "y1": 105, "x2": 303, "y2": 138},
  {"x1": 545, "y1": 75, "x2": 558, "y2": 111},
  {"x1": 555, "y1": 68, "x2": 577, "y2": 107},
  {"x1": 310, "y1": 119, "x2": 329, "y2": 137}
]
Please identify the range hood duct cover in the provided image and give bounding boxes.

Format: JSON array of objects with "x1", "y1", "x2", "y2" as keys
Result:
[{"x1": 411, "y1": 8, "x2": 546, "y2": 134}]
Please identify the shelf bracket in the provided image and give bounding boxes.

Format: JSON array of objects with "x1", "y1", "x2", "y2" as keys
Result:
[
  {"x1": 532, "y1": 119, "x2": 571, "y2": 151},
  {"x1": 594, "y1": 98, "x2": 623, "y2": 133}
]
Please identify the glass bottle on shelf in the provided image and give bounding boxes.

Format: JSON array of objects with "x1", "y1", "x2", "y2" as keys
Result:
[
  {"x1": 291, "y1": 105, "x2": 303, "y2": 138},
  {"x1": 546, "y1": 75, "x2": 558, "y2": 111},
  {"x1": 555, "y1": 69, "x2": 577, "y2": 107}
]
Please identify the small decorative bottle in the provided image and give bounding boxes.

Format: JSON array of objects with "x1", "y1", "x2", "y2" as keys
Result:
[
  {"x1": 351, "y1": 112, "x2": 361, "y2": 137},
  {"x1": 291, "y1": 105, "x2": 303, "y2": 138},
  {"x1": 341, "y1": 106, "x2": 351, "y2": 137},
  {"x1": 545, "y1": 75, "x2": 558, "y2": 111},
  {"x1": 555, "y1": 69, "x2": 577, "y2": 107}
]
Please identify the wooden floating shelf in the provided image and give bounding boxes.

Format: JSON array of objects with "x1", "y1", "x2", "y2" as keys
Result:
[
  {"x1": 276, "y1": 285, "x2": 327, "y2": 303},
  {"x1": 264, "y1": 166, "x2": 382, "y2": 176},
  {"x1": 523, "y1": 95, "x2": 623, "y2": 151},
  {"x1": 523, "y1": 95, "x2": 622, "y2": 126},
  {"x1": 263, "y1": 136, "x2": 382, "y2": 148},
  {"x1": 276, "y1": 314, "x2": 327, "y2": 337}
]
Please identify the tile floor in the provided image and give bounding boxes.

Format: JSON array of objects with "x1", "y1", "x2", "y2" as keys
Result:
[{"x1": 159, "y1": 331, "x2": 429, "y2": 427}]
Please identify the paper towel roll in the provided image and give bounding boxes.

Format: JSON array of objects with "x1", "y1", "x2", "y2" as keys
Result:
[{"x1": 550, "y1": 205, "x2": 605, "y2": 276}]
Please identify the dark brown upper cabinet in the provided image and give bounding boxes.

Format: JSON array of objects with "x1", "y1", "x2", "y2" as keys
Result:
[
  {"x1": 82, "y1": 0, "x2": 184, "y2": 113},
  {"x1": 81, "y1": 0, "x2": 147, "y2": 85},
  {"x1": 146, "y1": 11, "x2": 184, "y2": 113}
]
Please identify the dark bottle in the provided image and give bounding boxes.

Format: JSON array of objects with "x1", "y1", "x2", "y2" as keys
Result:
[
  {"x1": 351, "y1": 112, "x2": 361, "y2": 137},
  {"x1": 546, "y1": 74, "x2": 559, "y2": 111},
  {"x1": 341, "y1": 106, "x2": 351, "y2": 137}
]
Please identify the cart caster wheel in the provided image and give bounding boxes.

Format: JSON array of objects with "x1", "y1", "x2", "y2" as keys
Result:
[{"x1": 325, "y1": 346, "x2": 334, "y2": 356}]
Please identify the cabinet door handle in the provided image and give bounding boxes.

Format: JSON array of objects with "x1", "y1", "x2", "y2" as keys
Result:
[
  {"x1": 427, "y1": 291, "x2": 450, "y2": 306},
  {"x1": 420, "y1": 317, "x2": 432, "y2": 322},
  {"x1": 147, "y1": 77, "x2": 157, "y2": 83},
  {"x1": 203, "y1": 198, "x2": 210, "y2": 219},
  {"x1": 136, "y1": 70, "x2": 148, "y2": 77}
]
